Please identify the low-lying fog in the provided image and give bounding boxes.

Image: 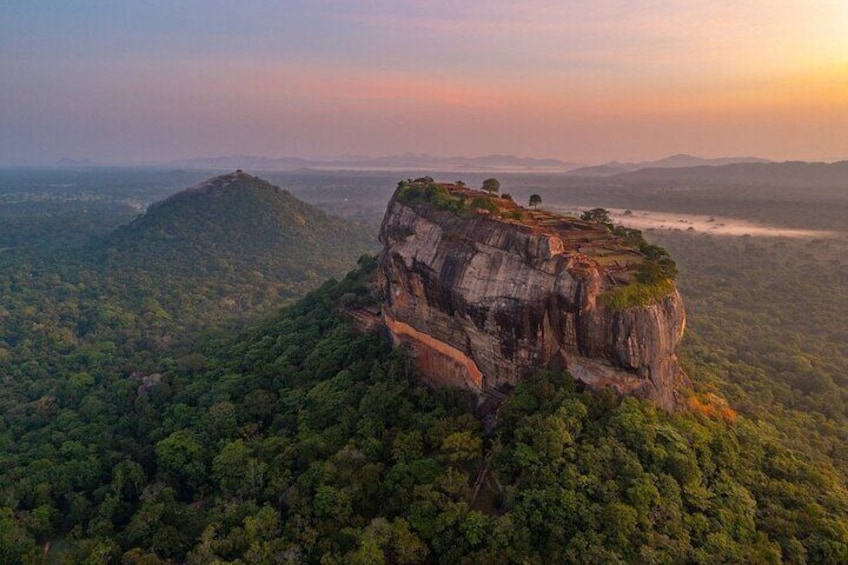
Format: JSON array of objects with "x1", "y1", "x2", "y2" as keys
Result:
[{"x1": 551, "y1": 206, "x2": 843, "y2": 240}]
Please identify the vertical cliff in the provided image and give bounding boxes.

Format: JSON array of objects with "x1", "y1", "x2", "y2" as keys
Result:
[{"x1": 377, "y1": 180, "x2": 687, "y2": 410}]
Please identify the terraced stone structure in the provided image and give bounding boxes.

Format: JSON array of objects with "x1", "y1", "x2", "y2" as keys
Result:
[{"x1": 378, "y1": 179, "x2": 688, "y2": 410}]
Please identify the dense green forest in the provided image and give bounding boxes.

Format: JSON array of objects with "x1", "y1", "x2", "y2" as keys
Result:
[
  {"x1": 657, "y1": 232, "x2": 848, "y2": 475},
  {"x1": 4, "y1": 259, "x2": 848, "y2": 563},
  {"x1": 2, "y1": 169, "x2": 848, "y2": 563}
]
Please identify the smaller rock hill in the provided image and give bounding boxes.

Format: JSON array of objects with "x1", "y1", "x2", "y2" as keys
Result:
[
  {"x1": 104, "y1": 171, "x2": 376, "y2": 285},
  {"x1": 93, "y1": 172, "x2": 377, "y2": 327}
]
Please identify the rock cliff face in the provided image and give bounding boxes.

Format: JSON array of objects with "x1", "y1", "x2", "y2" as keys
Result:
[{"x1": 378, "y1": 181, "x2": 687, "y2": 410}]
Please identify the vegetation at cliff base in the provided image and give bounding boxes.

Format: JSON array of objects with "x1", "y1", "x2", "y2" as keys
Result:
[{"x1": 2, "y1": 260, "x2": 847, "y2": 562}]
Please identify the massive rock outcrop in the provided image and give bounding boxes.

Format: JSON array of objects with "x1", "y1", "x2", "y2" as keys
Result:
[{"x1": 378, "y1": 180, "x2": 687, "y2": 410}]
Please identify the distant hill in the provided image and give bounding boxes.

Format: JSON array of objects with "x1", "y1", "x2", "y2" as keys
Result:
[
  {"x1": 173, "y1": 153, "x2": 581, "y2": 172},
  {"x1": 172, "y1": 155, "x2": 314, "y2": 170},
  {"x1": 102, "y1": 171, "x2": 378, "y2": 310},
  {"x1": 568, "y1": 154, "x2": 771, "y2": 177},
  {"x1": 643, "y1": 154, "x2": 771, "y2": 169},
  {"x1": 564, "y1": 163, "x2": 634, "y2": 177},
  {"x1": 613, "y1": 160, "x2": 848, "y2": 188}
]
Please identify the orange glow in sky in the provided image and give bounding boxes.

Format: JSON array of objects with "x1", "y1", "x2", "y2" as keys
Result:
[{"x1": 1, "y1": 1, "x2": 846, "y2": 164}]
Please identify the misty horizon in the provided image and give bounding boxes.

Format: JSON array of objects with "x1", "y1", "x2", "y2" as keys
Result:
[{"x1": 9, "y1": 151, "x2": 848, "y2": 171}]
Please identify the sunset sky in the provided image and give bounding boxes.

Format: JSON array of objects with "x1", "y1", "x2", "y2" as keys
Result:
[{"x1": 3, "y1": 0, "x2": 847, "y2": 165}]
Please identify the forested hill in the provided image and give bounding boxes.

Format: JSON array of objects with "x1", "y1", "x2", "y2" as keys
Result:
[
  {"x1": 104, "y1": 171, "x2": 376, "y2": 284},
  {"x1": 71, "y1": 171, "x2": 381, "y2": 345}
]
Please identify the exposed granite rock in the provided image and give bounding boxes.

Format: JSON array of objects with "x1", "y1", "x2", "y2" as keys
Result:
[{"x1": 377, "y1": 182, "x2": 687, "y2": 410}]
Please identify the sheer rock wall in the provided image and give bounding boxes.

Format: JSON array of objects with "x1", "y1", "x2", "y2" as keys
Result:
[{"x1": 378, "y1": 190, "x2": 687, "y2": 410}]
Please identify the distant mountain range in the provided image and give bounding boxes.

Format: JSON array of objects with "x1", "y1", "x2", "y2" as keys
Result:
[
  {"x1": 566, "y1": 154, "x2": 772, "y2": 177},
  {"x1": 169, "y1": 152, "x2": 780, "y2": 174},
  {"x1": 55, "y1": 154, "x2": 847, "y2": 183},
  {"x1": 171, "y1": 153, "x2": 581, "y2": 172}
]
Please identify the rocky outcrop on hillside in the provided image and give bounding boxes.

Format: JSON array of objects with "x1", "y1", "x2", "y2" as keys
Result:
[{"x1": 377, "y1": 181, "x2": 687, "y2": 410}]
